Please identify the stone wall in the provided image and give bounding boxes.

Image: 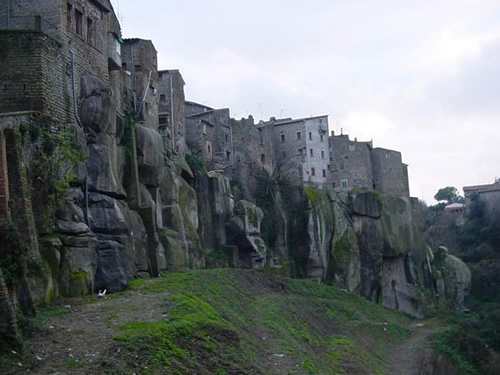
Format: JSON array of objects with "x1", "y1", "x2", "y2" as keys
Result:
[
  {"x1": 329, "y1": 133, "x2": 373, "y2": 191},
  {"x1": 158, "y1": 70, "x2": 186, "y2": 156},
  {"x1": 371, "y1": 148, "x2": 409, "y2": 197}
]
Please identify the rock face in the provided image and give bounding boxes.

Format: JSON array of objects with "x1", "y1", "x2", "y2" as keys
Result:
[
  {"x1": 7, "y1": 72, "x2": 471, "y2": 322},
  {"x1": 432, "y1": 246, "x2": 471, "y2": 311},
  {"x1": 226, "y1": 200, "x2": 267, "y2": 268}
]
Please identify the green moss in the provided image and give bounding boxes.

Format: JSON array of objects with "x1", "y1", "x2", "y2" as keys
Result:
[{"x1": 305, "y1": 186, "x2": 322, "y2": 207}]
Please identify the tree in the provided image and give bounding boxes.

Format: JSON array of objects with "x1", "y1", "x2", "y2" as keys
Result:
[{"x1": 434, "y1": 186, "x2": 463, "y2": 204}]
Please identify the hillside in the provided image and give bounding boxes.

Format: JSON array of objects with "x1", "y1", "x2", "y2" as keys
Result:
[{"x1": 1, "y1": 269, "x2": 444, "y2": 374}]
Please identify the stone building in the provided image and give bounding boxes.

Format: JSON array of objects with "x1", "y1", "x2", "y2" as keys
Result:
[
  {"x1": 328, "y1": 132, "x2": 409, "y2": 197},
  {"x1": 121, "y1": 39, "x2": 159, "y2": 128},
  {"x1": 463, "y1": 180, "x2": 500, "y2": 219},
  {"x1": 185, "y1": 101, "x2": 233, "y2": 171},
  {"x1": 328, "y1": 133, "x2": 373, "y2": 190},
  {"x1": 158, "y1": 70, "x2": 186, "y2": 156},
  {"x1": 371, "y1": 148, "x2": 409, "y2": 196},
  {"x1": 230, "y1": 116, "x2": 275, "y2": 201},
  {"x1": 271, "y1": 115, "x2": 330, "y2": 187}
]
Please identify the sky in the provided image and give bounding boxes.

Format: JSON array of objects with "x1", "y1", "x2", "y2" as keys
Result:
[{"x1": 111, "y1": 0, "x2": 500, "y2": 204}]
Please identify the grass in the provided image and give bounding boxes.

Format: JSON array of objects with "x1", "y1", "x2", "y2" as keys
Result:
[{"x1": 113, "y1": 268, "x2": 414, "y2": 374}]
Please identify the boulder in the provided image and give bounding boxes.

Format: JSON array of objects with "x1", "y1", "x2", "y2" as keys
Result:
[{"x1": 433, "y1": 246, "x2": 471, "y2": 311}]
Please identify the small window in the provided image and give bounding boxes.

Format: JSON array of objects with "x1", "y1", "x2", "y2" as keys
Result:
[
  {"x1": 203, "y1": 124, "x2": 207, "y2": 134},
  {"x1": 160, "y1": 94, "x2": 166, "y2": 102},
  {"x1": 320, "y1": 135, "x2": 324, "y2": 142},
  {"x1": 280, "y1": 134, "x2": 286, "y2": 142},
  {"x1": 321, "y1": 150, "x2": 325, "y2": 159},
  {"x1": 332, "y1": 182, "x2": 336, "y2": 188},
  {"x1": 261, "y1": 154, "x2": 265, "y2": 163},
  {"x1": 75, "y1": 9, "x2": 83, "y2": 36},
  {"x1": 207, "y1": 144, "x2": 211, "y2": 154},
  {"x1": 349, "y1": 145, "x2": 356, "y2": 152},
  {"x1": 311, "y1": 167, "x2": 315, "y2": 176},
  {"x1": 67, "y1": 3, "x2": 72, "y2": 29},
  {"x1": 341, "y1": 179, "x2": 348, "y2": 189},
  {"x1": 225, "y1": 134, "x2": 229, "y2": 142},
  {"x1": 309, "y1": 132, "x2": 312, "y2": 140},
  {"x1": 159, "y1": 117, "x2": 167, "y2": 125},
  {"x1": 296, "y1": 131, "x2": 302, "y2": 140},
  {"x1": 322, "y1": 169, "x2": 326, "y2": 177},
  {"x1": 87, "y1": 17, "x2": 94, "y2": 44},
  {"x1": 340, "y1": 161, "x2": 345, "y2": 170},
  {"x1": 298, "y1": 148, "x2": 303, "y2": 155},
  {"x1": 259, "y1": 130, "x2": 264, "y2": 144},
  {"x1": 122, "y1": 63, "x2": 127, "y2": 71},
  {"x1": 226, "y1": 151, "x2": 231, "y2": 160},
  {"x1": 310, "y1": 149, "x2": 314, "y2": 157}
]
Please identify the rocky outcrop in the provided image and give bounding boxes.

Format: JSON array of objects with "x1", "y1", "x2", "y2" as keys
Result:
[
  {"x1": 350, "y1": 191, "x2": 425, "y2": 317},
  {"x1": 226, "y1": 200, "x2": 267, "y2": 268},
  {"x1": 432, "y1": 246, "x2": 471, "y2": 311}
]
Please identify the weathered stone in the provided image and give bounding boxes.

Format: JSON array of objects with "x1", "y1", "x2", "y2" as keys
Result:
[
  {"x1": 136, "y1": 124, "x2": 165, "y2": 186},
  {"x1": 56, "y1": 220, "x2": 90, "y2": 235},
  {"x1": 349, "y1": 191, "x2": 382, "y2": 218},
  {"x1": 87, "y1": 139, "x2": 126, "y2": 198},
  {"x1": 234, "y1": 200, "x2": 263, "y2": 235},
  {"x1": 94, "y1": 236, "x2": 131, "y2": 292},
  {"x1": 433, "y1": 246, "x2": 471, "y2": 311},
  {"x1": 382, "y1": 256, "x2": 423, "y2": 318},
  {"x1": 80, "y1": 74, "x2": 114, "y2": 135},
  {"x1": 88, "y1": 193, "x2": 131, "y2": 234}
]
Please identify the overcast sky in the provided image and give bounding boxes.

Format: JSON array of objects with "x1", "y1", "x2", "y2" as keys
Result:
[{"x1": 111, "y1": 0, "x2": 500, "y2": 204}]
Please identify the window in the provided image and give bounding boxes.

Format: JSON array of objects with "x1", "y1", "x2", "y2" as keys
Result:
[
  {"x1": 341, "y1": 179, "x2": 348, "y2": 189},
  {"x1": 281, "y1": 150, "x2": 286, "y2": 158},
  {"x1": 322, "y1": 169, "x2": 326, "y2": 177},
  {"x1": 321, "y1": 150, "x2": 325, "y2": 159},
  {"x1": 280, "y1": 134, "x2": 286, "y2": 142},
  {"x1": 296, "y1": 131, "x2": 302, "y2": 140},
  {"x1": 309, "y1": 132, "x2": 312, "y2": 140},
  {"x1": 261, "y1": 154, "x2": 265, "y2": 163},
  {"x1": 226, "y1": 151, "x2": 231, "y2": 160},
  {"x1": 122, "y1": 63, "x2": 127, "y2": 71},
  {"x1": 67, "y1": 3, "x2": 72, "y2": 29},
  {"x1": 340, "y1": 161, "x2": 345, "y2": 170},
  {"x1": 349, "y1": 145, "x2": 356, "y2": 151},
  {"x1": 160, "y1": 94, "x2": 166, "y2": 102},
  {"x1": 320, "y1": 135, "x2": 324, "y2": 142},
  {"x1": 159, "y1": 117, "x2": 167, "y2": 125},
  {"x1": 332, "y1": 182, "x2": 336, "y2": 188},
  {"x1": 259, "y1": 130, "x2": 263, "y2": 144},
  {"x1": 75, "y1": 9, "x2": 83, "y2": 36},
  {"x1": 225, "y1": 134, "x2": 229, "y2": 142},
  {"x1": 310, "y1": 148, "x2": 314, "y2": 157},
  {"x1": 207, "y1": 144, "x2": 211, "y2": 154},
  {"x1": 311, "y1": 167, "x2": 315, "y2": 176},
  {"x1": 87, "y1": 17, "x2": 94, "y2": 44},
  {"x1": 298, "y1": 148, "x2": 303, "y2": 155}
]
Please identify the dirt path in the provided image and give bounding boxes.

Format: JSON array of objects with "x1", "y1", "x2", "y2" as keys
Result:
[
  {"x1": 385, "y1": 322, "x2": 439, "y2": 375},
  {"x1": 22, "y1": 290, "x2": 168, "y2": 374}
]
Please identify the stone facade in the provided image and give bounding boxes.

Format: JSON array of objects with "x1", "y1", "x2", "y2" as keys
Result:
[
  {"x1": 329, "y1": 133, "x2": 373, "y2": 191},
  {"x1": 158, "y1": 70, "x2": 186, "y2": 156},
  {"x1": 271, "y1": 115, "x2": 330, "y2": 187},
  {"x1": 371, "y1": 148, "x2": 409, "y2": 196},
  {"x1": 121, "y1": 39, "x2": 158, "y2": 128},
  {"x1": 185, "y1": 102, "x2": 233, "y2": 171},
  {"x1": 463, "y1": 180, "x2": 500, "y2": 219},
  {"x1": 328, "y1": 133, "x2": 409, "y2": 197}
]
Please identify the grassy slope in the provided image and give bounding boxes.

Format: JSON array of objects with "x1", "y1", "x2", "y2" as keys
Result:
[{"x1": 108, "y1": 269, "x2": 412, "y2": 374}]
